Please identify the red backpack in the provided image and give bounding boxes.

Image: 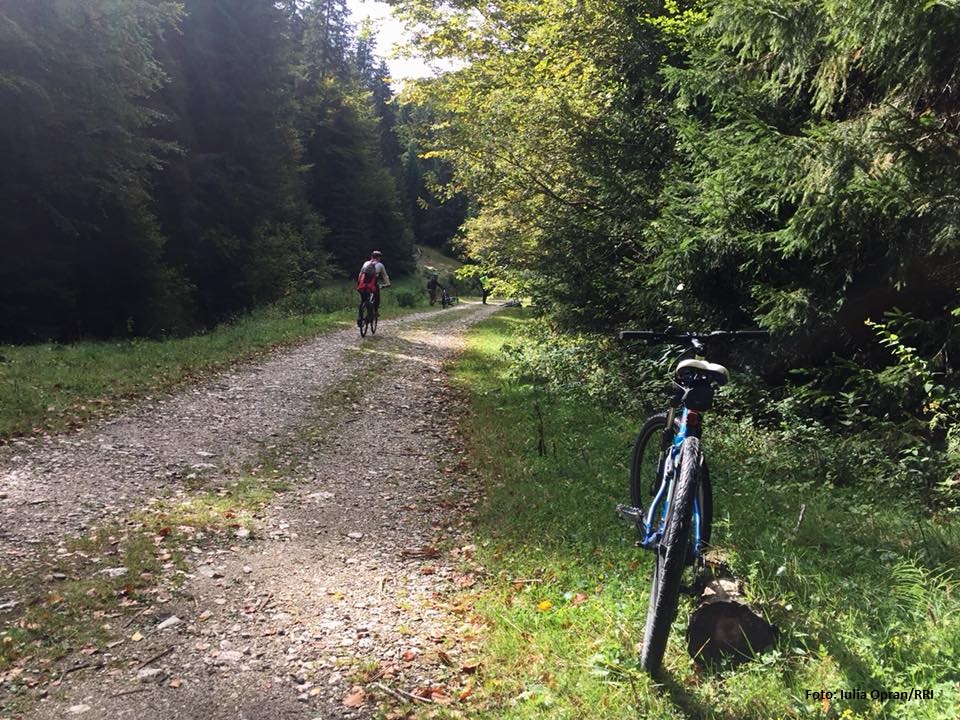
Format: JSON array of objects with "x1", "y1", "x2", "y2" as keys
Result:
[{"x1": 357, "y1": 262, "x2": 378, "y2": 291}]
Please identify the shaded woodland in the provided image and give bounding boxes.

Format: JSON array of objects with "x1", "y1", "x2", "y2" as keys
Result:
[{"x1": 0, "y1": 0, "x2": 462, "y2": 340}]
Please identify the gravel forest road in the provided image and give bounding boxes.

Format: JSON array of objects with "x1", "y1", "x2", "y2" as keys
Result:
[{"x1": 0, "y1": 301, "x2": 499, "y2": 720}]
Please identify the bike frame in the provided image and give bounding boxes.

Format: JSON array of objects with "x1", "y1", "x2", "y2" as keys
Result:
[
  {"x1": 361, "y1": 291, "x2": 378, "y2": 317},
  {"x1": 639, "y1": 404, "x2": 705, "y2": 560}
]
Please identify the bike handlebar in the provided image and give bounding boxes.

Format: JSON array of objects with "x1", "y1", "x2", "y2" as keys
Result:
[{"x1": 619, "y1": 329, "x2": 768, "y2": 342}]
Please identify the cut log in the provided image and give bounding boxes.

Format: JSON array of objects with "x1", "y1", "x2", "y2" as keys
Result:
[{"x1": 686, "y1": 564, "x2": 777, "y2": 666}]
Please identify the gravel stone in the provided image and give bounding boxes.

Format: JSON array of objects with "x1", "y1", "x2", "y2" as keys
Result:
[{"x1": 7, "y1": 303, "x2": 498, "y2": 719}]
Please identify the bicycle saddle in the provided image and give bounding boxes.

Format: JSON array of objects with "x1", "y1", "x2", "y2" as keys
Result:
[{"x1": 675, "y1": 359, "x2": 729, "y2": 386}]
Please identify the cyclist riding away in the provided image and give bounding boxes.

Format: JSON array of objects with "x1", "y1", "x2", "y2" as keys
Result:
[{"x1": 357, "y1": 250, "x2": 390, "y2": 326}]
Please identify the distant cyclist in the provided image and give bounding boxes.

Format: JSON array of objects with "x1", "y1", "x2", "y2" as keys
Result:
[{"x1": 357, "y1": 250, "x2": 391, "y2": 326}]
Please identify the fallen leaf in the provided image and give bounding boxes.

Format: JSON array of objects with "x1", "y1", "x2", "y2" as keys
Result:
[
  {"x1": 458, "y1": 679, "x2": 475, "y2": 702},
  {"x1": 460, "y1": 659, "x2": 481, "y2": 674},
  {"x1": 130, "y1": 631, "x2": 143, "y2": 642},
  {"x1": 401, "y1": 650, "x2": 417, "y2": 662},
  {"x1": 168, "y1": 678, "x2": 182, "y2": 688},
  {"x1": 454, "y1": 573, "x2": 476, "y2": 588},
  {"x1": 429, "y1": 687, "x2": 452, "y2": 705},
  {"x1": 437, "y1": 650, "x2": 454, "y2": 667},
  {"x1": 571, "y1": 592, "x2": 589, "y2": 606},
  {"x1": 343, "y1": 686, "x2": 366, "y2": 708}
]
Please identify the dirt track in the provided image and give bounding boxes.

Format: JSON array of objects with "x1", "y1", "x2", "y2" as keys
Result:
[{"x1": 0, "y1": 302, "x2": 498, "y2": 719}]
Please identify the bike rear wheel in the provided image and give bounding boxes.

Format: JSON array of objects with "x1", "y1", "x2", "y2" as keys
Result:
[
  {"x1": 630, "y1": 414, "x2": 712, "y2": 548},
  {"x1": 360, "y1": 299, "x2": 375, "y2": 337},
  {"x1": 640, "y1": 436, "x2": 702, "y2": 675}
]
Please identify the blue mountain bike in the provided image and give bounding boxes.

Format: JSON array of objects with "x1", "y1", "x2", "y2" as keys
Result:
[{"x1": 616, "y1": 329, "x2": 767, "y2": 674}]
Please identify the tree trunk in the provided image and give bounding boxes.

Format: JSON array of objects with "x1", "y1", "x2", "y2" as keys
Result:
[{"x1": 686, "y1": 562, "x2": 778, "y2": 666}]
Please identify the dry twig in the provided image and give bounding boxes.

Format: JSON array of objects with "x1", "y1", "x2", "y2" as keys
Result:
[
  {"x1": 369, "y1": 682, "x2": 433, "y2": 704},
  {"x1": 136, "y1": 646, "x2": 174, "y2": 670}
]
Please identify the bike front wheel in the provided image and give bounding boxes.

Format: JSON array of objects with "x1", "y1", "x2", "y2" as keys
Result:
[
  {"x1": 630, "y1": 414, "x2": 712, "y2": 548},
  {"x1": 640, "y1": 436, "x2": 702, "y2": 675}
]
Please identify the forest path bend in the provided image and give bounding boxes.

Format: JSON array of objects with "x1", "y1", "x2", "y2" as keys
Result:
[
  {"x1": 0, "y1": 303, "x2": 491, "y2": 561},
  {"x1": 4, "y1": 300, "x2": 498, "y2": 719}
]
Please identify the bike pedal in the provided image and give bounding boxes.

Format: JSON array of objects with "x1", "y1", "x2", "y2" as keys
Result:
[{"x1": 615, "y1": 504, "x2": 643, "y2": 524}]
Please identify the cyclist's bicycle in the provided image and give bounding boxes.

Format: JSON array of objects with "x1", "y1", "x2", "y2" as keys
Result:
[
  {"x1": 616, "y1": 329, "x2": 767, "y2": 674},
  {"x1": 440, "y1": 288, "x2": 458, "y2": 308},
  {"x1": 358, "y1": 291, "x2": 378, "y2": 337}
]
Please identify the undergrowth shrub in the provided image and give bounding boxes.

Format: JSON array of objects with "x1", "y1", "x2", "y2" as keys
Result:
[
  {"x1": 500, "y1": 316, "x2": 959, "y2": 506},
  {"x1": 393, "y1": 289, "x2": 418, "y2": 308},
  {"x1": 500, "y1": 323, "x2": 669, "y2": 417},
  {"x1": 278, "y1": 287, "x2": 354, "y2": 315}
]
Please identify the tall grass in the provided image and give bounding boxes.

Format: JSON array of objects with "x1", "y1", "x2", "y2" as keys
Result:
[{"x1": 448, "y1": 309, "x2": 960, "y2": 720}]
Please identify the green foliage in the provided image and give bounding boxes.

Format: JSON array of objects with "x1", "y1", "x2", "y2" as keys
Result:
[
  {"x1": 396, "y1": 0, "x2": 686, "y2": 326},
  {"x1": 396, "y1": 0, "x2": 960, "y2": 471},
  {"x1": 0, "y1": 0, "x2": 432, "y2": 342},
  {"x1": 454, "y1": 310, "x2": 960, "y2": 718},
  {"x1": 395, "y1": 102, "x2": 469, "y2": 249},
  {"x1": 393, "y1": 289, "x2": 419, "y2": 308},
  {"x1": 300, "y1": 79, "x2": 414, "y2": 275},
  {"x1": 0, "y1": 0, "x2": 187, "y2": 340}
]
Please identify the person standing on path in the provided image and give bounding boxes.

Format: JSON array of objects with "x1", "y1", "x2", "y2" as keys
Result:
[
  {"x1": 357, "y1": 250, "x2": 391, "y2": 325},
  {"x1": 426, "y1": 269, "x2": 441, "y2": 306}
]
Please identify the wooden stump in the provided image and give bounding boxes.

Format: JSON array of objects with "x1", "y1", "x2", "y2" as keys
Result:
[{"x1": 686, "y1": 564, "x2": 777, "y2": 666}]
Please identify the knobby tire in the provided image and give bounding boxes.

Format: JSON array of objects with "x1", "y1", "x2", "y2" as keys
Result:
[{"x1": 640, "y1": 436, "x2": 702, "y2": 675}]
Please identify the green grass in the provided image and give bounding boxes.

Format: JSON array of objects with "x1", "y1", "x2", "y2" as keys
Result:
[
  {"x1": 0, "y1": 276, "x2": 433, "y2": 440},
  {"x1": 447, "y1": 309, "x2": 960, "y2": 720}
]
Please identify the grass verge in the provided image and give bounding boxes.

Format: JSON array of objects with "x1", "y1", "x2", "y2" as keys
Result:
[
  {"x1": 0, "y1": 277, "x2": 433, "y2": 440},
  {"x1": 448, "y1": 308, "x2": 960, "y2": 720}
]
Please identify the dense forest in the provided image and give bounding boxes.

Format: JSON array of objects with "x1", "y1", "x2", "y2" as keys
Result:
[
  {"x1": 0, "y1": 0, "x2": 463, "y2": 341},
  {"x1": 395, "y1": 0, "x2": 959, "y2": 498}
]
